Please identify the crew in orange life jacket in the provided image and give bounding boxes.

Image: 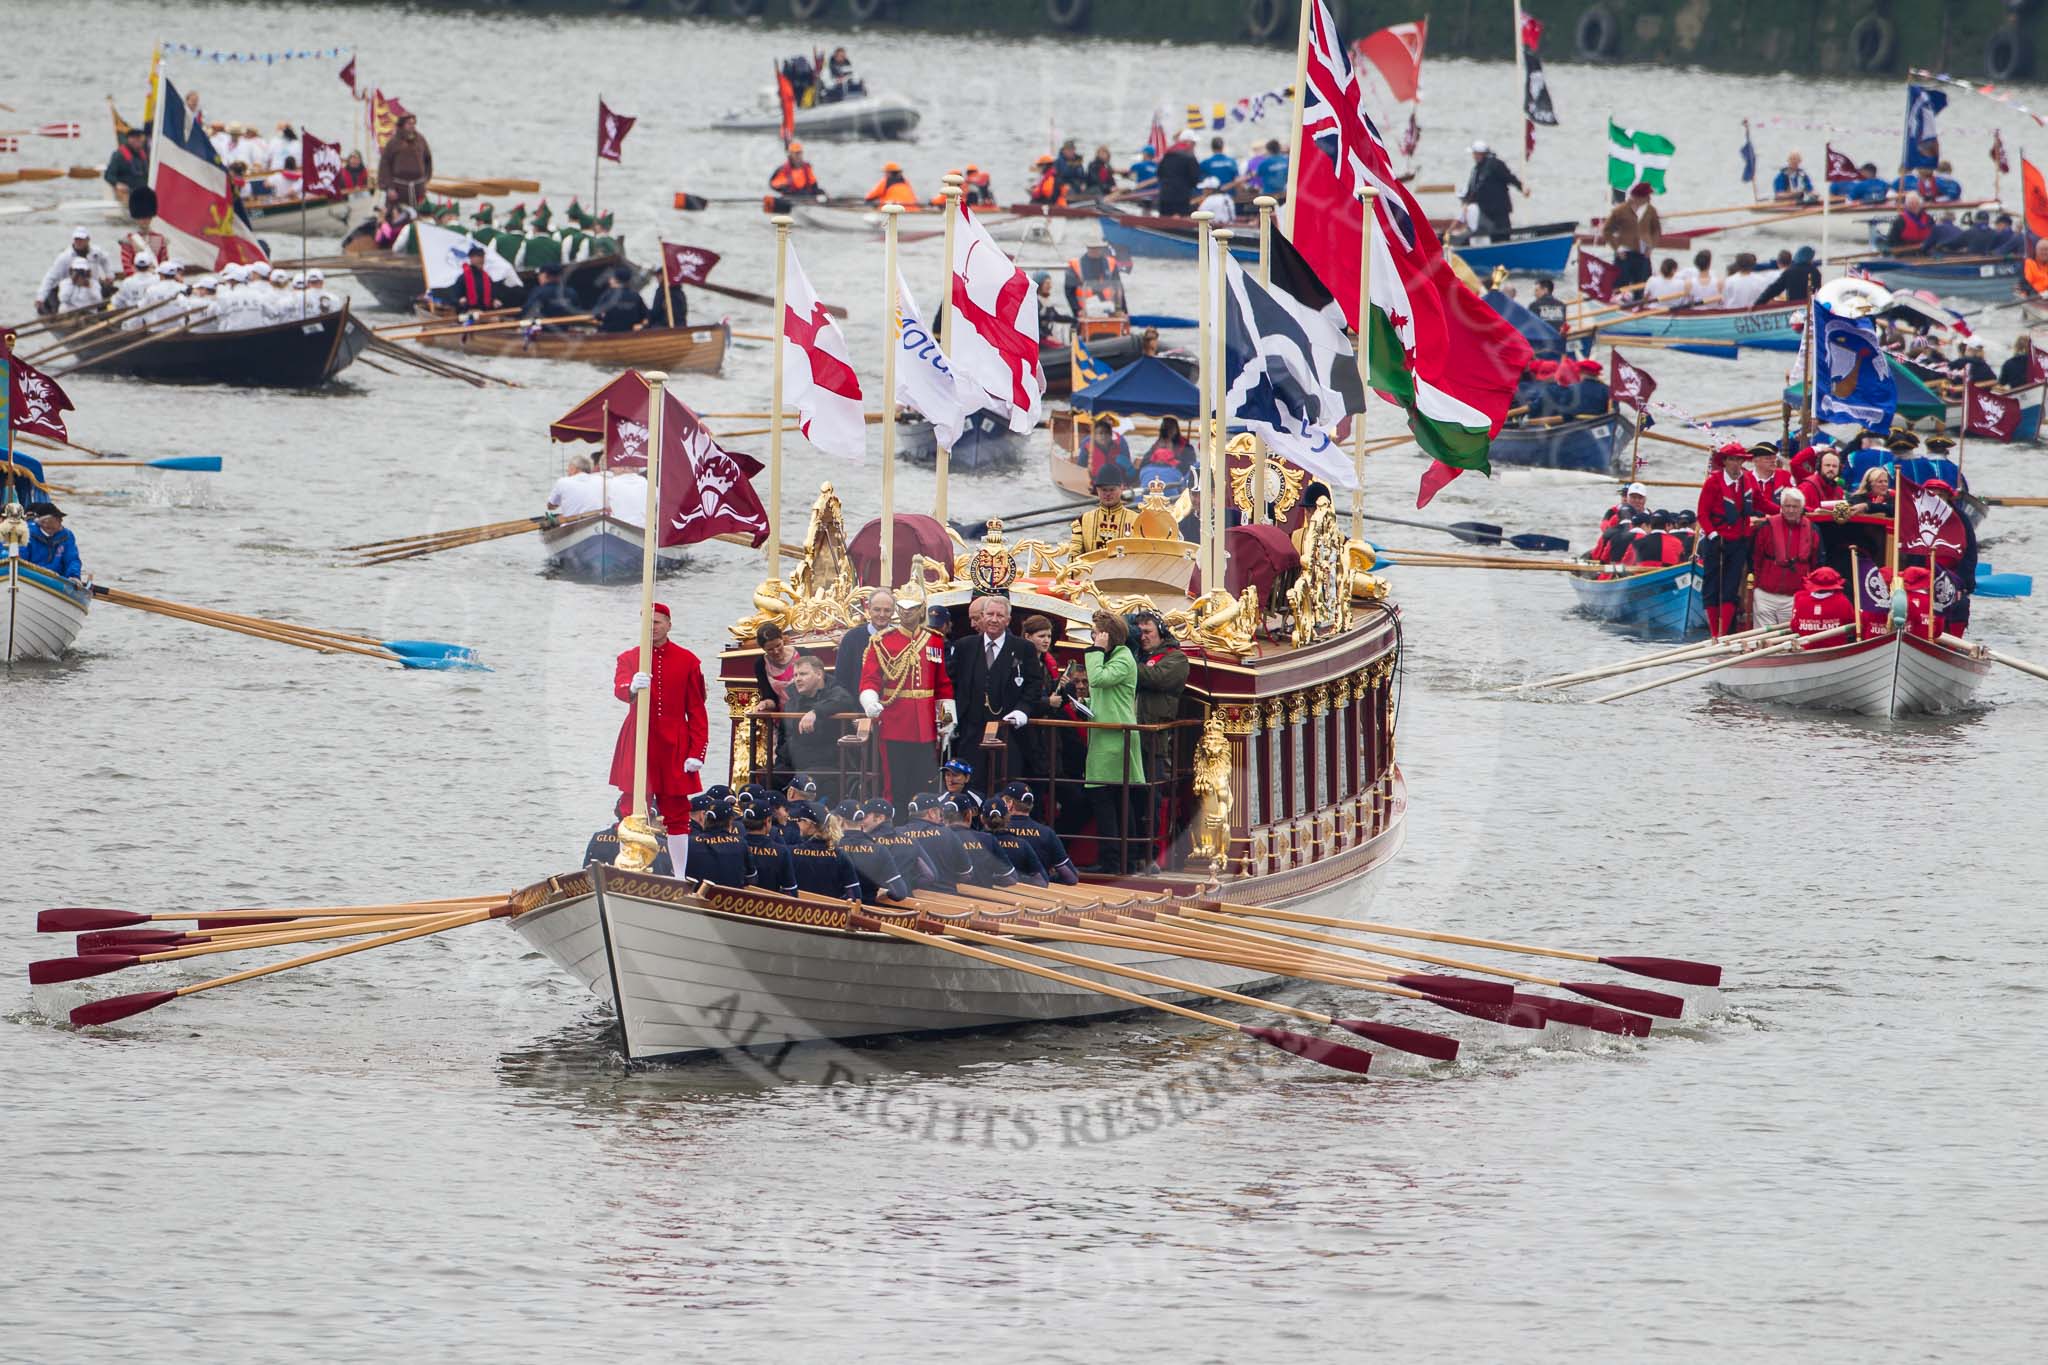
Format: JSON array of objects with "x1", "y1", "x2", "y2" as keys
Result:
[
  {"x1": 1621, "y1": 512, "x2": 1686, "y2": 567},
  {"x1": 865, "y1": 162, "x2": 919, "y2": 208},
  {"x1": 1742, "y1": 442, "x2": 1793, "y2": 519},
  {"x1": 770, "y1": 142, "x2": 824, "y2": 199},
  {"x1": 1791, "y1": 566, "x2": 1855, "y2": 646},
  {"x1": 431, "y1": 243, "x2": 509, "y2": 311},
  {"x1": 1029, "y1": 155, "x2": 1067, "y2": 207},
  {"x1": 1696, "y1": 443, "x2": 1756, "y2": 638},
  {"x1": 961, "y1": 163, "x2": 994, "y2": 206},
  {"x1": 1065, "y1": 243, "x2": 1127, "y2": 317}
]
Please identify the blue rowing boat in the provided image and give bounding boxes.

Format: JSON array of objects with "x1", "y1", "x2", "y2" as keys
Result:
[
  {"x1": 1492, "y1": 411, "x2": 1634, "y2": 476},
  {"x1": 1568, "y1": 561, "x2": 1706, "y2": 639},
  {"x1": 1854, "y1": 225, "x2": 2023, "y2": 301},
  {"x1": 1599, "y1": 301, "x2": 1803, "y2": 351},
  {"x1": 1450, "y1": 229, "x2": 1576, "y2": 276},
  {"x1": 1098, "y1": 214, "x2": 1259, "y2": 263}
]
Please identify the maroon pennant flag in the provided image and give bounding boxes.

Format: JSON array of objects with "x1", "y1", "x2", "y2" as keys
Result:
[
  {"x1": 1898, "y1": 476, "x2": 1969, "y2": 558},
  {"x1": 1963, "y1": 382, "x2": 2021, "y2": 441},
  {"x1": 597, "y1": 100, "x2": 636, "y2": 164},
  {"x1": 1609, "y1": 349, "x2": 1657, "y2": 410},
  {"x1": 1578, "y1": 250, "x2": 1618, "y2": 303},
  {"x1": 656, "y1": 391, "x2": 769, "y2": 548},
  {"x1": 301, "y1": 131, "x2": 345, "y2": 200},
  {"x1": 661, "y1": 242, "x2": 721, "y2": 287},
  {"x1": 1823, "y1": 145, "x2": 1861, "y2": 183},
  {"x1": 1991, "y1": 129, "x2": 2011, "y2": 175},
  {"x1": 8, "y1": 353, "x2": 75, "y2": 442},
  {"x1": 339, "y1": 56, "x2": 357, "y2": 93},
  {"x1": 2028, "y1": 345, "x2": 2048, "y2": 388}
]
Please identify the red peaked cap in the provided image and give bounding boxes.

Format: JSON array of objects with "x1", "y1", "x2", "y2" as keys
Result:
[{"x1": 653, "y1": 602, "x2": 672, "y2": 617}]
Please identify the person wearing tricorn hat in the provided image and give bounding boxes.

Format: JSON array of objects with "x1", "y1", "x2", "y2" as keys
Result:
[
  {"x1": 1743, "y1": 442, "x2": 1793, "y2": 520},
  {"x1": 858, "y1": 586, "x2": 956, "y2": 803},
  {"x1": 1073, "y1": 462, "x2": 1139, "y2": 555},
  {"x1": 609, "y1": 602, "x2": 708, "y2": 860},
  {"x1": 22, "y1": 501, "x2": 83, "y2": 581},
  {"x1": 1696, "y1": 443, "x2": 1756, "y2": 638},
  {"x1": 1791, "y1": 566, "x2": 1855, "y2": 645}
]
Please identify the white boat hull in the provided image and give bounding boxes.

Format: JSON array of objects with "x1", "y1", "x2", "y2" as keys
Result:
[
  {"x1": 511, "y1": 776, "x2": 1408, "y2": 1064},
  {"x1": 1711, "y1": 632, "x2": 1988, "y2": 717},
  {"x1": 715, "y1": 91, "x2": 920, "y2": 140},
  {"x1": 538, "y1": 513, "x2": 686, "y2": 584},
  {"x1": 5, "y1": 554, "x2": 89, "y2": 663}
]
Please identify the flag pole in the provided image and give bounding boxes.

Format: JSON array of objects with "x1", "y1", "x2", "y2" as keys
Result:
[
  {"x1": 881, "y1": 203, "x2": 903, "y2": 591},
  {"x1": 1212, "y1": 227, "x2": 1235, "y2": 594},
  {"x1": 1354, "y1": 186, "x2": 1378, "y2": 542},
  {"x1": 1800, "y1": 295, "x2": 1816, "y2": 440},
  {"x1": 768, "y1": 215, "x2": 792, "y2": 586},
  {"x1": 1193, "y1": 209, "x2": 1216, "y2": 588},
  {"x1": 1251, "y1": 194, "x2": 1276, "y2": 526},
  {"x1": 621, "y1": 367, "x2": 669, "y2": 874},
  {"x1": 1821, "y1": 180, "x2": 1831, "y2": 273},
  {"x1": 1513, "y1": 0, "x2": 1530, "y2": 188},
  {"x1": 591, "y1": 99, "x2": 601, "y2": 220},
  {"x1": 1281, "y1": 0, "x2": 1314, "y2": 232},
  {"x1": 934, "y1": 173, "x2": 962, "y2": 524}
]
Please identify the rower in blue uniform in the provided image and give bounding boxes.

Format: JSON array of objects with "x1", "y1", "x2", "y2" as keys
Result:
[
  {"x1": 893, "y1": 792, "x2": 973, "y2": 892},
  {"x1": 785, "y1": 801, "x2": 863, "y2": 901},
  {"x1": 979, "y1": 802, "x2": 1048, "y2": 886},
  {"x1": 684, "y1": 795, "x2": 754, "y2": 888},
  {"x1": 997, "y1": 782, "x2": 1079, "y2": 884},
  {"x1": 583, "y1": 801, "x2": 675, "y2": 876},
  {"x1": 862, "y1": 799, "x2": 938, "y2": 890},
  {"x1": 832, "y1": 800, "x2": 913, "y2": 904},
  {"x1": 739, "y1": 793, "x2": 798, "y2": 894},
  {"x1": 944, "y1": 799, "x2": 1019, "y2": 888},
  {"x1": 938, "y1": 759, "x2": 985, "y2": 825}
]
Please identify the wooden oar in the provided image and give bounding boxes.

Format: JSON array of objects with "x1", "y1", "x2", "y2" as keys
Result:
[
  {"x1": 1592, "y1": 622, "x2": 1853, "y2": 702},
  {"x1": 382, "y1": 313, "x2": 594, "y2": 342},
  {"x1": 1638, "y1": 428, "x2": 1718, "y2": 454},
  {"x1": 50, "y1": 315, "x2": 198, "y2": 378},
  {"x1": 1949, "y1": 636, "x2": 2048, "y2": 684},
  {"x1": 373, "y1": 306, "x2": 517, "y2": 334},
  {"x1": 1498, "y1": 624, "x2": 1788, "y2": 693},
  {"x1": 1213, "y1": 901, "x2": 1722, "y2": 986},
  {"x1": 345, "y1": 512, "x2": 599, "y2": 562},
  {"x1": 66, "y1": 906, "x2": 512, "y2": 1029},
  {"x1": 7, "y1": 298, "x2": 144, "y2": 346},
  {"x1": 38, "y1": 896, "x2": 504, "y2": 934},
  {"x1": 1982, "y1": 495, "x2": 2048, "y2": 507},
  {"x1": 1181, "y1": 907, "x2": 1684, "y2": 1019},
  {"x1": 858, "y1": 916, "x2": 1376, "y2": 1074},
  {"x1": 936, "y1": 921, "x2": 1460, "y2": 1061},
  {"x1": 91, "y1": 585, "x2": 476, "y2": 667},
  {"x1": 1358, "y1": 511, "x2": 1569, "y2": 553}
]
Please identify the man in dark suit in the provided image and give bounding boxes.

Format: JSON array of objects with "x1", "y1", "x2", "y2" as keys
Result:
[
  {"x1": 833, "y1": 587, "x2": 897, "y2": 700},
  {"x1": 944, "y1": 594, "x2": 1045, "y2": 795}
]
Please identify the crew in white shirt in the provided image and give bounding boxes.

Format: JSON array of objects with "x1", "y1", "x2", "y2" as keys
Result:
[
  {"x1": 110, "y1": 253, "x2": 158, "y2": 310},
  {"x1": 548, "y1": 456, "x2": 605, "y2": 516},
  {"x1": 302, "y1": 268, "x2": 338, "y2": 314},
  {"x1": 127, "y1": 261, "x2": 189, "y2": 330},
  {"x1": 599, "y1": 469, "x2": 649, "y2": 526},
  {"x1": 39, "y1": 228, "x2": 116, "y2": 307},
  {"x1": 1641, "y1": 258, "x2": 1690, "y2": 303},
  {"x1": 54, "y1": 258, "x2": 103, "y2": 314},
  {"x1": 1196, "y1": 177, "x2": 1236, "y2": 225}
]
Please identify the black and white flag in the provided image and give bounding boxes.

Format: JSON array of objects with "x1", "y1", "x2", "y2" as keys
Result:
[
  {"x1": 1218, "y1": 233, "x2": 1363, "y2": 488},
  {"x1": 1524, "y1": 51, "x2": 1558, "y2": 127}
]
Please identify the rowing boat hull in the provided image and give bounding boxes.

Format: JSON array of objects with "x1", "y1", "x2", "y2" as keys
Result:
[
  {"x1": 508, "y1": 773, "x2": 1407, "y2": 1064},
  {"x1": 61, "y1": 305, "x2": 367, "y2": 386},
  {"x1": 339, "y1": 245, "x2": 637, "y2": 313},
  {"x1": 244, "y1": 187, "x2": 369, "y2": 224},
  {"x1": 1492, "y1": 412, "x2": 1633, "y2": 475},
  {"x1": 899, "y1": 409, "x2": 1027, "y2": 471},
  {"x1": 1856, "y1": 257, "x2": 2022, "y2": 302},
  {"x1": 1599, "y1": 302, "x2": 1802, "y2": 351},
  {"x1": 417, "y1": 320, "x2": 728, "y2": 372},
  {"x1": 1450, "y1": 231, "x2": 1575, "y2": 276},
  {"x1": 4, "y1": 553, "x2": 89, "y2": 664},
  {"x1": 1711, "y1": 632, "x2": 1989, "y2": 716},
  {"x1": 1568, "y1": 561, "x2": 1706, "y2": 639},
  {"x1": 1099, "y1": 215, "x2": 1259, "y2": 264},
  {"x1": 539, "y1": 514, "x2": 687, "y2": 584},
  {"x1": 715, "y1": 91, "x2": 920, "y2": 139}
]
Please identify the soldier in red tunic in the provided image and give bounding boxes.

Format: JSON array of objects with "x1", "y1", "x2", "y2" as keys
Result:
[
  {"x1": 857, "y1": 595, "x2": 956, "y2": 802},
  {"x1": 608, "y1": 603, "x2": 709, "y2": 837}
]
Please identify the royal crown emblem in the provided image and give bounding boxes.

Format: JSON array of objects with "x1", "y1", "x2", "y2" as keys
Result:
[{"x1": 968, "y1": 519, "x2": 1019, "y2": 597}]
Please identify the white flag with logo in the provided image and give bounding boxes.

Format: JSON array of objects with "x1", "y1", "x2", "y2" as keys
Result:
[
  {"x1": 947, "y1": 201, "x2": 1044, "y2": 433},
  {"x1": 412, "y1": 220, "x2": 520, "y2": 289},
  {"x1": 893, "y1": 270, "x2": 979, "y2": 450},
  {"x1": 781, "y1": 245, "x2": 867, "y2": 459}
]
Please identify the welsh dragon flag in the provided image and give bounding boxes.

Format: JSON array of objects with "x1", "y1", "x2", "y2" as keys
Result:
[{"x1": 1292, "y1": 0, "x2": 1530, "y2": 505}]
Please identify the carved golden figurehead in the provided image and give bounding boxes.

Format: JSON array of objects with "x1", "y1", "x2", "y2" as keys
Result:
[
  {"x1": 1287, "y1": 496, "x2": 1354, "y2": 646},
  {"x1": 1131, "y1": 476, "x2": 1184, "y2": 541},
  {"x1": 733, "y1": 481, "x2": 861, "y2": 640},
  {"x1": 1188, "y1": 709, "x2": 1235, "y2": 871}
]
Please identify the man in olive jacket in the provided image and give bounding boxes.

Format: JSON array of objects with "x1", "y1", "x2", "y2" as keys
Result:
[{"x1": 1132, "y1": 610, "x2": 1189, "y2": 867}]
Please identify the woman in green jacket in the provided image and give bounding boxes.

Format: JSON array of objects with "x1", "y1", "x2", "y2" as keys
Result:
[{"x1": 1082, "y1": 609, "x2": 1143, "y2": 873}]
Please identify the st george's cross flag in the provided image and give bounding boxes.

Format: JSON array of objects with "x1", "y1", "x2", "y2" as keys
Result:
[
  {"x1": 1289, "y1": 0, "x2": 1530, "y2": 506},
  {"x1": 597, "y1": 100, "x2": 636, "y2": 163},
  {"x1": 149, "y1": 75, "x2": 265, "y2": 270},
  {"x1": 782, "y1": 244, "x2": 866, "y2": 458},
  {"x1": 301, "y1": 131, "x2": 345, "y2": 200},
  {"x1": 894, "y1": 271, "x2": 980, "y2": 451},
  {"x1": 947, "y1": 200, "x2": 1045, "y2": 432}
]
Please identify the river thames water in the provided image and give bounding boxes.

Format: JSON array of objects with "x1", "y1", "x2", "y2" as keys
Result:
[{"x1": 4, "y1": 3, "x2": 2045, "y2": 1359}]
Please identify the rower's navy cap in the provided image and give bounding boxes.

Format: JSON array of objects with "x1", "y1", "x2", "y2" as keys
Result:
[
  {"x1": 998, "y1": 781, "x2": 1034, "y2": 802},
  {"x1": 786, "y1": 773, "x2": 819, "y2": 795},
  {"x1": 789, "y1": 800, "x2": 824, "y2": 824},
  {"x1": 830, "y1": 800, "x2": 859, "y2": 821},
  {"x1": 906, "y1": 791, "x2": 945, "y2": 814},
  {"x1": 706, "y1": 784, "x2": 732, "y2": 800},
  {"x1": 858, "y1": 798, "x2": 895, "y2": 820},
  {"x1": 689, "y1": 794, "x2": 715, "y2": 812}
]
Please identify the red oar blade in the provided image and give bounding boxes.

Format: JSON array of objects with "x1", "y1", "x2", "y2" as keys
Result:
[
  {"x1": 70, "y1": 990, "x2": 178, "y2": 1027},
  {"x1": 1427, "y1": 995, "x2": 1549, "y2": 1030},
  {"x1": 1335, "y1": 1018, "x2": 1460, "y2": 1062},
  {"x1": 1599, "y1": 955, "x2": 1721, "y2": 987},
  {"x1": 37, "y1": 908, "x2": 147, "y2": 933},
  {"x1": 1388, "y1": 973, "x2": 1515, "y2": 1006},
  {"x1": 1240, "y1": 1025, "x2": 1373, "y2": 1076},
  {"x1": 1513, "y1": 992, "x2": 1647, "y2": 1037},
  {"x1": 28, "y1": 954, "x2": 141, "y2": 985},
  {"x1": 77, "y1": 930, "x2": 188, "y2": 953},
  {"x1": 1567, "y1": 981, "x2": 1685, "y2": 1019}
]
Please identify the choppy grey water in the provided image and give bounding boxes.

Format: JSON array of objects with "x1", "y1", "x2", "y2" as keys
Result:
[{"x1": 4, "y1": 4, "x2": 2045, "y2": 1360}]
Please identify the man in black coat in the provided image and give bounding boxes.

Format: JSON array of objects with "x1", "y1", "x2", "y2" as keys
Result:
[
  {"x1": 1154, "y1": 135, "x2": 1202, "y2": 217},
  {"x1": 592, "y1": 267, "x2": 651, "y2": 333},
  {"x1": 776, "y1": 654, "x2": 855, "y2": 801},
  {"x1": 833, "y1": 587, "x2": 897, "y2": 700},
  {"x1": 944, "y1": 593, "x2": 1045, "y2": 795}
]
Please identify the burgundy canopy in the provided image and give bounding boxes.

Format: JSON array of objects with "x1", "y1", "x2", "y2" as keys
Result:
[{"x1": 848, "y1": 515, "x2": 956, "y2": 589}]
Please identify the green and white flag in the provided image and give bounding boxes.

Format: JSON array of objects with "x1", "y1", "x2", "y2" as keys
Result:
[{"x1": 1608, "y1": 119, "x2": 1675, "y2": 194}]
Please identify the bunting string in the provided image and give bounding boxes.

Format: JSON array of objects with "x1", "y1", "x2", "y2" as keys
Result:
[
  {"x1": 1908, "y1": 69, "x2": 2048, "y2": 128},
  {"x1": 159, "y1": 42, "x2": 351, "y2": 66}
]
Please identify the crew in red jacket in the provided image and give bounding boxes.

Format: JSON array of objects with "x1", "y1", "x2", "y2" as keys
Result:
[
  {"x1": 1696, "y1": 443, "x2": 1757, "y2": 637},
  {"x1": 1749, "y1": 487, "x2": 1823, "y2": 626},
  {"x1": 1742, "y1": 442, "x2": 1794, "y2": 519},
  {"x1": 1791, "y1": 566, "x2": 1855, "y2": 646},
  {"x1": 609, "y1": 603, "x2": 709, "y2": 830}
]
